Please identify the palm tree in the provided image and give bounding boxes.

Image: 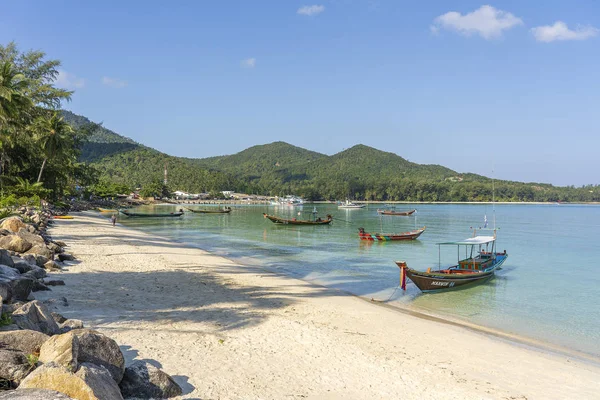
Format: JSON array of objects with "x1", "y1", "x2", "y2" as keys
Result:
[
  {"x1": 34, "y1": 112, "x2": 74, "y2": 183},
  {"x1": 12, "y1": 177, "x2": 47, "y2": 197}
]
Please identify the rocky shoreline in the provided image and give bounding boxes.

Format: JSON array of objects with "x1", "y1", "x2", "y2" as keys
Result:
[{"x1": 0, "y1": 210, "x2": 182, "y2": 399}]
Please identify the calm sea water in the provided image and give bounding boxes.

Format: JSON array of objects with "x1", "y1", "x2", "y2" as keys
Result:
[{"x1": 115, "y1": 203, "x2": 600, "y2": 358}]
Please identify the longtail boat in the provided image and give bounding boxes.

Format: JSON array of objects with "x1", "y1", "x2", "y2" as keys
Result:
[
  {"x1": 377, "y1": 209, "x2": 416, "y2": 216},
  {"x1": 120, "y1": 210, "x2": 184, "y2": 218},
  {"x1": 53, "y1": 215, "x2": 74, "y2": 220},
  {"x1": 358, "y1": 227, "x2": 425, "y2": 241},
  {"x1": 395, "y1": 230, "x2": 507, "y2": 293},
  {"x1": 98, "y1": 208, "x2": 118, "y2": 213},
  {"x1": 263, "y1": 213, "x2": 333, "y2": 225},
  {"x1": 185, "y1": 207, "x2": 232, "y2": 214}
]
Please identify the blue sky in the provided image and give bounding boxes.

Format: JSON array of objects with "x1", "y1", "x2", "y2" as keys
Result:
[{"x1": 2, "y1": 1, "x2": 599, "y2": 186}]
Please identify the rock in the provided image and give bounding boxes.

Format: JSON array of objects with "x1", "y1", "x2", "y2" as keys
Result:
[
  {"x1": 0, "y1": 235, "x2": 33, "y2": 253},
  {"x1": 1, "y1": 388, "x2": 75, "y2": 399},
  {"x1": 26, "y1": 247, "x2": 54, "y2": 262},
  {"x1": 9, "y1": 276, "x2": 35, "y2": 302},
  {"x1": 0, "y1": 228, "x2": 12, "y2": 236},
  {"x1": 24, "y1": 266, "x2": 47, "y2": 280},
  {"x1": 0, "y1": 280, "x2": 12, "y2": 303},
  {"x1": 119, "y1": 360, "x2": 183, "y2": 399},
  {"x1": 17, "y1": 229, "x2": 46, "y2": 247},
  {"x1": 71, "y1": 329, "x2": 125, "y2": 383},
  {"x1": 11, "y1": 300, "x2": 60, "y2": 335},
  {"x1": 47, "y1": 242, "x2": 63, "y2": 254},
  {"x1": 0, "y1": 348, "x2": 31, "y2": 386},
  {"x1": 57, "y1": 253, "x2": 75, "y2": 262},
  {"x1": 46, "y1": 280, "x2": 65, "y2": 286},
  {"x1": 12, "y1": 259, "x2": 36, "y2": 274},
  {"x1": 22, "y1": 254, "x2": 37, "y2": 265},
  {"x1": 32, "y1": 280, "x2": 51, "y2": 292},
  {"x1": 2, "y1": 301, "x2": 23, "y2": 313},
  {"x1": 0, "y1": 324, "x2": 19, "y2": 332},
  {"x1": 44, "y1": 261, "x2": 62, "y2": 271},
  {"x1": 27, "y1": 225, "x2": 37, "y2": 233},
  {"x1": 39, "y1": 331, "x2": 79, "y2": 371},
  {"x1": 0, "y1": 264, "x2": 20, "y2": 278},
  {"x1": 0, "y1": 329, "x2": 50, "y2": 354},
  {"x1": 52, "y1": 312, "x2": 68, "y2": 324},
  {"x1": 54, "y1": 241, "x2": 67, "y2": 248},
  {"x1": 0, "y1": 217, "x2": 26, "y2": 233},
  {"x1": 0, "y1": 249, "x2": 14, "y2": 266},
  {"x1": 19, "y1": 362, "x2": 123, "y2": 400},
  {"x1": 59, "y1": 319, "x2": 84, "y2": 333}
]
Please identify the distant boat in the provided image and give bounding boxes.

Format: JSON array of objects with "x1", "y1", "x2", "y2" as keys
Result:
[
  {"x1": 98, "y1": 208, "x2": 118, "y2": 213},
  {"x1": 120, "y1": 210, "x2": 184, "y2": 218},
  {"x1": 263, "y1": 213, "x2": 333, "y2": 225},
  {"x1": 186, "y1": 207, "x2": 231, "y2": 214},
  {"x1": 358, "y1": 226, "x2": 425, "y2": 241},
  {"x1": 276, "y1": 195, "x2": 304, "y2": 206},
  {"x1": 338, "y1": 200, "x2": 365, "y2": 209},
  {"x1": 377, "y1": 209, "x2": 416, "y2": 216},
  {"x1": 395, "y1": 232, "x2": 507, "y2": 293}
]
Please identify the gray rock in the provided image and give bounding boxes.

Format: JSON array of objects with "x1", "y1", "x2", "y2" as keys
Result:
[
  {"x1": 46, "y1": 280, "x2": 65, "y2": 286},
  {"x1": 59, "y1": 319, "x2": 84, "y2": 333},
  {"x1": 0, "y1": 324, "x2": 20, "y2": 332},
  {"x1": 43, "y1": 261, "x2": 62, "y2": 271},
  {"x1": 0, "y1": 348, "x2": 31, "y2": 386},
  {"x1": 0, "y1": 280, "x2": 12, "y2": 303},
  {"x1": 24, "y1": 266, "x2": 47, "y2": 280},
  {"x1": 9, "y1": 276, "x2": 35, "y2": 302},
  {"x1": 11, "y1": 300, "x2": 60, "y2": 335},
  {"x1": 119, "y1": 360, "x2": 183, "y2": 399},
  {"x1": 26, "y1": 246, "x2": 53, "y2": 262},
  {"x1": 71, "y1": 329, "x2": 125, "y2": 383},
  {"x1": 12, "y1": 259, "x2": 36, "y2": 273},
  {"x1": 54, "y1": 241, "x2": 67, "y2": 248},
  {"x1": 21, "y1": 254, "x2": 37, "y2": 265},
  {"x1": 75, "y1": 362, "x2": 124, "y2": 400},
  {"x1": 0, "y1": 329, "x2": 50, "y2": 354},
  {"x1": 0, "y1": 264, "x2": 20, "y2": 278},
  {"x1": 2, "y1": 301, "x2": 23, "y2": 313},
  {"x1": 32, "y1": 280, "x2": 51, "y2": 292},
  {"x1": 47, "y1": 242, "x2": 63, "y2": 254},
  {"x1": 0, "y1": 388, "x2": 75, "y2": 399},
  {"x1": 51, "y1": 312, "x2": 67, "y2": 324},
  {"x1": 0, "y1": 249, "x2": 14, "y2": 267},
  {"x1": 57, "y1": 253, "x2": 75, "y2": 262}
]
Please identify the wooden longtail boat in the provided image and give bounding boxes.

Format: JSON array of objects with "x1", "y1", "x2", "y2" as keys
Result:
[
  {"x1": 358, "y1": 226, "x2": 425, "y2": 241},
  {"x1": 377, "y1": 209, "x2": 416, "y2": 216},
  {"x1": 263, "y1": 213, "x2": 333, "y2": 225},
  {"x1": 395, "y1": 232, "x2": 507, "y2": 293},
  {"x1": 185, "y1": 207, "x2": 231, "y2": 214},
  {"x1": 120, "y1": 210, "x2": 184, "y2": 218},
  {"x1": 98, "y1": 208, "x2": 118, "y2": 213}
]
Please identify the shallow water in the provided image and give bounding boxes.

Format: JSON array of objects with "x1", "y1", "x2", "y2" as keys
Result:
[{"x1": 115, "y1": 203, "x2": 600, "y2": 357}]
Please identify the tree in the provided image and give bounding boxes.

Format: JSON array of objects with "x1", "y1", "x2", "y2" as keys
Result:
[{"x1": 34, "y1": 112, "x2": 74, "y2": 183}]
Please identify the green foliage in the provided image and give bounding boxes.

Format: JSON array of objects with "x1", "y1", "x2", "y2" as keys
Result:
[
  {"x1": 139, "y1": 180, "x2": 171, "y2": 198},
  {"x1": 0, "y1": 312, "x2": 12, "y2": 327},
  {"x1": 90, "y1": 179, "x2": 130, "y2": 198}
]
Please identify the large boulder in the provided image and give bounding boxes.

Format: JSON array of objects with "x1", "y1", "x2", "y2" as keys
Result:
[
  {"x1": 12, "y1": 259, "x2": 37, "y2": 274},
  {"x1": 0, "y1": 235, "x2": 32, "y2": 253},
  {"x1": 47, "y1": 242, "x2": 63, "y2": 254},
  {"x1": 119, "y1": 360, "x2": 183, "y2": 399},
  {"x1": 0, "y1": 329, "x2": 50, "y2": 354},
  {"x1": 24, "y1": 266, "x2": 47, "y2": 280},
  {"x1": 0, "y1": 388, "x2": 74, "y2": 399},
  {"x1": 0, "y1": 249, "x2": 14, "y2": 267},
  {"x1": 26, "y1": 245, "x2": 54, "y2": 261},
  {"x1": 60, "y1": 319, "x2": 84, "y2": 333},
  {"x1": 0, "y1": 217, "x2": 26, "y2": 233},
  {"x1": 0, "y1": 280, "x2": 12, "y2": 303},
  {"x1": 11, "y1": 300, "x2": 60, "y2": 335},
  {"x1": 39, "y1": 331, "x2": 79, "y2": 371},
  {"x1": 17, "y1": 229, "x2": 46, "y2": 247},
  {"x1": 19, "y1": 362, "x2": 123, "y2": 400},
  {"x1": 21, "y1": 254, "x2": 37, "y2": 265},
  {"x1": 58, "y1": 253, "x2": 75, "y2": 262},
  {"x1": 43, "y1": 260, "x2": 62, "y2": 271},
  {"x1": 0, "y1": 348, "x2": 31, "y2": 387},
  {"x1": 9, "y1": 276, "x2": 35, "y2": 302},
  {"x1": 71, "y1": 329, "x2": 125, "y2": 383},
  {"x1": 0, "y1": 264, "x2": 20, "y2": 278}
]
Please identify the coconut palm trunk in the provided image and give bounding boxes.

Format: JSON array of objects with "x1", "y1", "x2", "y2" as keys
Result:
[{"x1": 37, "y1": 157, "x2": 48, "y2": 183}]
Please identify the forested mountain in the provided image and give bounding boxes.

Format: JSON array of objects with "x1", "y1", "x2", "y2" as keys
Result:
[{"x1": 67, "y1": 110, "x2": 600, "y2": 202}]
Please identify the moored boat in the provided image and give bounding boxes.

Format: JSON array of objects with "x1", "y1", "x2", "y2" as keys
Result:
[
  {"x1": 186, "y1": 207, "x2": 231, "y2": 214},
  {"x1": 395, "y1": 232, "x2": 507, "y2": 293},
  {"x1": 98, "y1": 208, "x2": 118, "y2": 213},
  {"x1": 338, "y1": 200, "x2": 365, "y2": 209},
  {"x1": 377, "y1": 209, "x2": 416, "y2": 216},
  {"x1": 120, "y1": 210, "x2": 184, "y2": 218},
  {"x1": 359, "y1": 226, "x2": 425, "y2": 241},
  {"x1": 263, "y1": 213, "x2": 333, "y2": 225}
]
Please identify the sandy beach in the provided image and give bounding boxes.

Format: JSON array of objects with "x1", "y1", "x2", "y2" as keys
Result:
[{"x1": 35, "y1": 212, "x2": 600, "y2": 400}]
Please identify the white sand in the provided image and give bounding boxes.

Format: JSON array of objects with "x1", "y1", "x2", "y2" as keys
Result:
[{"x1": 36, "y1": 212, "x2": 600, "y2": 399}]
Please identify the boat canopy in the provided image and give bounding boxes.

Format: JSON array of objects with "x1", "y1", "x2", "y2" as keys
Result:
[{"x1": 438, "y1": 236, "x2": 496, "y2": 246}]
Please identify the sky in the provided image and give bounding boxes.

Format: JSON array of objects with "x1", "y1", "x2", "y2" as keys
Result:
[{"x1": 2, "y1": 1, "x2": 599, "y2": 186}]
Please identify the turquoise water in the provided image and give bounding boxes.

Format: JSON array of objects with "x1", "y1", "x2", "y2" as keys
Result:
[{"x1": 115, "y1": 203, "x2": 600, "y2": 357}]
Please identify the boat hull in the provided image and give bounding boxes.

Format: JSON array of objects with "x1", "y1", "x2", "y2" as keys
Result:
[
  {"x1": 263, "y1": 213, "x2": 332, "y2": 225},
  {"x1": 377, "y1": 209, "x2": 416, "y2": 216},
  {"x1": 186, "y1": 207, "x2": 231, "y2": 214},
  {"x1": 359, "y1": 227, "x2": 425, "y2": 241},
  {"x1": 120, "y1": 211, "x2": 184, "y2": 218},
  {"x1": 396, "y1": 254, "x2": 507, "y2": 292}
]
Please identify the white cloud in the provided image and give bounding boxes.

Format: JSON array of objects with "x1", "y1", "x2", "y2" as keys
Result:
[
  {"x1": 531, "y1": 21, "x2": 599, "y2": 42},
  {"x1": 55, "y1": 70, "x2": 85, "y2": 89},
  {"x1": 297, "y1": 5, "x2": 325, "y2": 16},
  {"x1": 431, "y1": 5, "x2": 523, "y2": 39},
  {"x1": 102, "y1": 76, "x2": 128, "y2": 88},
  {"x1": 241, "y1": 58, "x2": 256, "y2": 68}
]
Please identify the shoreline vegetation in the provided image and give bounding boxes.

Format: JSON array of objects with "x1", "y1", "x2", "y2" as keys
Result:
[{"x1": 30, "y1": 212, "x2": 600, "y2": 398}]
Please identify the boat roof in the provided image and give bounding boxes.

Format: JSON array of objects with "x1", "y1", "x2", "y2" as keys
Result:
[{"x1": 438, "y1": 236, "x2": 496, "y2": 245}]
